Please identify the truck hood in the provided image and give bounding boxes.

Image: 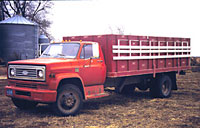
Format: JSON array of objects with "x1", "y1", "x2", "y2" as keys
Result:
[{"x1": 8, "y1": 58, "x2": 75, "y2": 65}]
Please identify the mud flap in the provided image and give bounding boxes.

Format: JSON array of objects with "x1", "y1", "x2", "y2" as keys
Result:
[{"x1": 170, "y1": 72, "x2": 177, "y2": 90}]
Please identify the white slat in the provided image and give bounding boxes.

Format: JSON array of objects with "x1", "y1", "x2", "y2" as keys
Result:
[
  {"x1": 113, "y1": 39, "x2": 191, "y2": 60},
  {"x1": 113, "y1": 50, "x2": 191, "y2": 54},
  {"x1": 113, "y1": 55, "x2": 191, "y2": 60}
]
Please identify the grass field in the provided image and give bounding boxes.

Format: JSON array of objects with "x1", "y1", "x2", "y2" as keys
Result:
[{"x1": 0, "y1": 67, "x2": 199, "y2": 128}]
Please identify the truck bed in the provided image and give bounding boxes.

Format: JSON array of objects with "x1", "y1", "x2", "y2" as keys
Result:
[{"x1": 63, "y1": 34, "x2": 191, "y2": 77}]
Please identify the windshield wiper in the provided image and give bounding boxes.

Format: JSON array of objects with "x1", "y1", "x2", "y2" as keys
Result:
[
  {"x1": 43, "y1": 53, "x2": 50, "y2": 56},
  {"x1": 57, "y1": 54, "x2": 65, "y2": 56}
]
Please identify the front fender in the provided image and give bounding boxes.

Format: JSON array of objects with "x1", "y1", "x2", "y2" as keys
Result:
[
  {"x1": 55, "y1": 73, "x2": 84, "y2": 88},
  {"x1": 53, "y1": 73, "x2": 86, "y2": 99}
]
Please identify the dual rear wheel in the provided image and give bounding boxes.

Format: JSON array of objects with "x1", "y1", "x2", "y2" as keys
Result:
[
  {"x1": 150, "y1": 75, "x2": 172, "y2": 98},
  {"x1": 119, "y1": 74, "x2": 173, "y2": 98}
]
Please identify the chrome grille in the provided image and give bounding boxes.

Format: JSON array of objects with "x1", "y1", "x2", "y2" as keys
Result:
[
  {"x1": 16, "y1": 68, "x2": 37, "y2": 77},
  {"x1": 8, "y1": 65, "x2": 46, "y2": 81}
]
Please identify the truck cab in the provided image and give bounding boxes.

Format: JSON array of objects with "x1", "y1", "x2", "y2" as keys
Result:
[{"x1": 5, "y1": 41, "x2": 107, "y2": 116}]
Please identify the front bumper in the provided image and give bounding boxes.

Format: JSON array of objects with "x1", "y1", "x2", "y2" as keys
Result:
[{"x1": 5, "y1": 86, "x2": 57, "y2": 103}]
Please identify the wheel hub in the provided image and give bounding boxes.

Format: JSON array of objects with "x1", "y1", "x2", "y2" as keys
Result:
[
  {"x1": 162, "y1": 81, "x2": 169, "y2": 95},
  {"x1": 61, "y1": 93, "x2": 76, "y2": 108},
  {"x1": 65, "y1": 96, "x2": 74, "y2": 107}
]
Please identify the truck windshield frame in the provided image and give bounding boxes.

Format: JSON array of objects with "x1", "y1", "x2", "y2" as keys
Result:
[{"x1": 40, "y1": 43, "x2": 80, "y2": 59}]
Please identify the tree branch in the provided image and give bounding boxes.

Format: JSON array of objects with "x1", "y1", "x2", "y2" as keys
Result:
[
  {"x1": 2, "y1": 1, "x2": 11, "y2": 17},
  {"x1": 21, "y1": 0, "x2": 27, "y2": 17},
  {"x1": 0, "y1": 2, "x2": 5, "y2": 20},
  {"x1": 13, "y1": 0, "x2": 20, "y2": 15},
  {"x1": 32, "y1": 1, "x2": 41, "y2": 19},
  {"x1": 34, "y1": 7, "x2": 44, "y2": 16},
  {"x1": 8, "y1": 1, "x2": 17, "y2": 14}
]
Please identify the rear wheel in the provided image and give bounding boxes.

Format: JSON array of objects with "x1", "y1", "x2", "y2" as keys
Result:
[
  {"x1": 54, "y1": 84, "x2": 83, "y2": 116},
  {"x1": 12, "y1": 98, "x2": 38, "y2": 109},
  {"x1": 150, "y1": 75, "x2": 172, "y2": 98}
]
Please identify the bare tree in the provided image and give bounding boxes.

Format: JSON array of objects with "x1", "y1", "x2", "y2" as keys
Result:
[
  {"x1": 116, "y1": 26, "x2": 125, "y2": 35},
  {"x1": 108, "y1": 25, "x2": 125, "y2": 35},
  {"x1": 0, "y1": 0, "x2": 53, "y2": 40}
]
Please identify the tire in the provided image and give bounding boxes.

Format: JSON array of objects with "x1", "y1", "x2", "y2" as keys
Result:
[
  {"x1": 120, "y1": 84, "x2": 135, "y2": 94},
  {"x1": 150, "y1": 75, "x2": 172, "y2": 98},
  {"x1": 12, "y1": 98, "x2": 38, "y2": 109},
  {"x1": 54, "y1": 84, "x2": 83, "y2": 116}
]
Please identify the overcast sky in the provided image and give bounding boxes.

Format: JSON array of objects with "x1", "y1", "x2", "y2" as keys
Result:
[{"x1": 49, "y1": 0, "x2": 200, "y2": 56}]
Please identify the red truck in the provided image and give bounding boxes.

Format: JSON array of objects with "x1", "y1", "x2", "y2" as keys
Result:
[{"x1": 5, "y1": 34, "x2": 191, "y2": 116}]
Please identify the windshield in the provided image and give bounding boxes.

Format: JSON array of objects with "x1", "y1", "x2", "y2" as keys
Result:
[{"x1": 40, "y1": 43, "x2": 80, "y2": 59}]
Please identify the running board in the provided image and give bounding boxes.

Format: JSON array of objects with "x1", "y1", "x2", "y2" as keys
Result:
[
  {"x1": 84, "y1": 85, "x2": 109, "y2": 100},
  {"x1": 86, "y1": 92, "x2": 109, "y2": 99}
]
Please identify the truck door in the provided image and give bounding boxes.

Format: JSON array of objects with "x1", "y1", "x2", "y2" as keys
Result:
[{"x1": 79, "y1": 43, "x2": 106, "y2": 85}]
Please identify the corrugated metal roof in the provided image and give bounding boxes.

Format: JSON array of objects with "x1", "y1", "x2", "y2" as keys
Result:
[{"x1": 0, "y1": 15, "x2": 37, "y2": 25}]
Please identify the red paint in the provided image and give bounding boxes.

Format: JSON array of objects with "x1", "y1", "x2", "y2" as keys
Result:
[
  {"x1": 64, "y1": 34, "x2": 190, "y2": 78},
  {"x1": 5, "y1": 84, "x2": 57, "y2": 102},
  {"x1": 84, "y1": 85, "x2": 108, "y2": 99},
  {"x1": 5, "y1": 34, "x2": 190, "y2": 103}
]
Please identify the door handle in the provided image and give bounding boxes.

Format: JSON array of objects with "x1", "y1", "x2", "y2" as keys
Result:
[{"x1": 97, "y1": 60, "x2": 103, "y2": 63}]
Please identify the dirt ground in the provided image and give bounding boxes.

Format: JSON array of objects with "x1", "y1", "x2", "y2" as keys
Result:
[{"x1": 0, "y1": 67, "x2": 199, "y2": 128}]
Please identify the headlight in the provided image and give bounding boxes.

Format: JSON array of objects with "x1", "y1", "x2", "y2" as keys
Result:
[
  {"x1": 10, "y1": 68, "x2": 15, "y2": 76},
  {"x1": 37, "y1": 70, "x2": 44, "y2": 78}
]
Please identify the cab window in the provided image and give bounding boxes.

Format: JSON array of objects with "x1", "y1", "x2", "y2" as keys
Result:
[
  {"x1": 80, "y1": 43, "x2": 100, "y2": 59},
  {"x1": 80, "y1": 44, "x2": 93, "y2": 59}
]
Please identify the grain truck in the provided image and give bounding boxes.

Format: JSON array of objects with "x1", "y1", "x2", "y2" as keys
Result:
[{"x1": 5, "y1": 34, "x2": 191, "y2": 116}]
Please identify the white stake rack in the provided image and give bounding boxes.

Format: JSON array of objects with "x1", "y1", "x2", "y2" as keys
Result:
[{"x1": 113, "y1": 39, "x2": 191, "y2": 60}]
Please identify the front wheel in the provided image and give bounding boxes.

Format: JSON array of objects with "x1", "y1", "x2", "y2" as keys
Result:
[
  {"x1": 53, "y1": 84, "x2": 83, "y2": 116},
  {"x1": 150, "y1": 75, "x2": 172, "y2": 98},
  {"x1": 12, "y1": 98, "x2": 38, "y2": 109}
]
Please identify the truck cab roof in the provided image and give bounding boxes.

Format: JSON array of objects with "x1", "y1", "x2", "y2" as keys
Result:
[{"x1": 53, "y1": 41, "x2": 98, "y2": 45}]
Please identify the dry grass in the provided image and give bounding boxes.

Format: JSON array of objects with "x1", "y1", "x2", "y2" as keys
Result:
[{"x1": 0, "y1": 67, "x2": 199, "y2": 128}]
